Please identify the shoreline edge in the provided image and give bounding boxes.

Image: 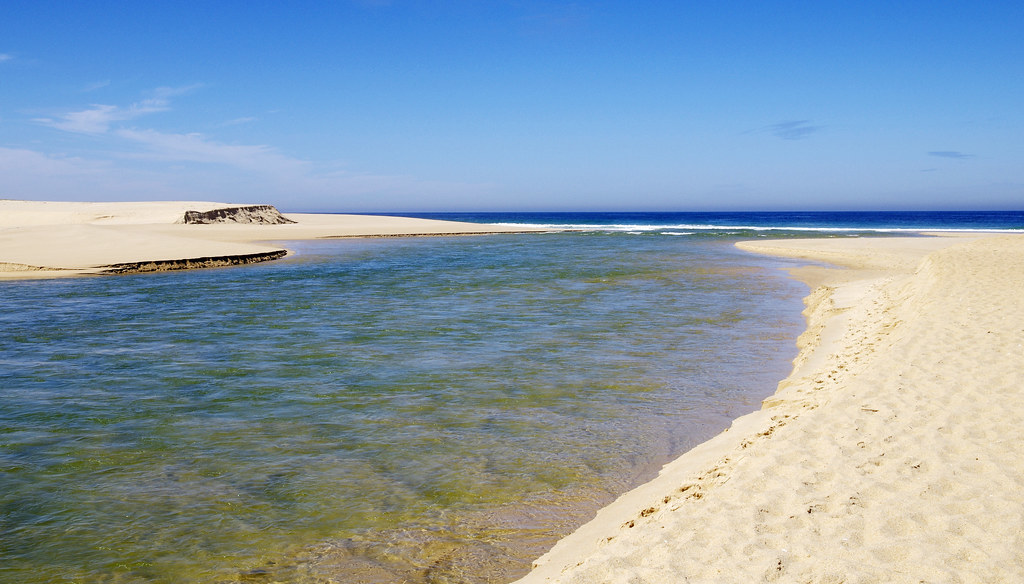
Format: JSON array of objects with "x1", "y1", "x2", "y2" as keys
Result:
[{"x1": 514, "y1": 233, "x2": 1024, "y2": 583}]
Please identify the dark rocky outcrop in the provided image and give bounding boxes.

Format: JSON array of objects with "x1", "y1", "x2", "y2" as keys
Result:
[
  {"x1": 101, "y1": 250, "x2": 288, "y2": 274},
  {"x1": 180, "y1": 205, "x2": 296, "y2": 225}
]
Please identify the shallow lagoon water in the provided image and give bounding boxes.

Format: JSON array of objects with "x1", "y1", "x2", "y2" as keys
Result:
[{"x1": 0, "y1": 232, "x2": 807, "y2": 583}]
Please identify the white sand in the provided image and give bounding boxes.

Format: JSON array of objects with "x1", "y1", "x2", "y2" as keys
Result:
[
  {"x1": 516, "y1": 234, "x2": 1024, "y2": 583},
  {"x1": 0, "y1": 200, "x2": 545, "y2": 278}
]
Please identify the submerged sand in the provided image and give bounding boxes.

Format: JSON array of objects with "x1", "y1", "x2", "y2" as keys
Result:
[
  {"x1": 516, "y1": 234, "x2": 1024, "y2": 583},
  {"x1": 0, "y1": 200, "x2": 544, "y2": 279}
]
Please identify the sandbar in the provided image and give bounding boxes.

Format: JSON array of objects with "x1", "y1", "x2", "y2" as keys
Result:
[
  {"x1": 0, "y1": 200, "x2": 545, "y2": 279},
  {"x1": 515, "y1": 233, "x2": 1024, "y2": 583}
]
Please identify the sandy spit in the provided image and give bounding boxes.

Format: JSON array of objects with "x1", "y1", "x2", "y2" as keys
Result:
[
  {"x1": 515, "y1": 234, "x2": 1024, "y2": 584},
  {"x1": 0, "y1": 200, "x2": 546, "y2": 279}
]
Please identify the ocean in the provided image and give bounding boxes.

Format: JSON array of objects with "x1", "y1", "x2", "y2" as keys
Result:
[
  {"x1": 400, "y1": 210, "x2": 1024, "y2": 233},
  {"x1": 1, "y1": 211, "x2": 1020, "y2": 583}
]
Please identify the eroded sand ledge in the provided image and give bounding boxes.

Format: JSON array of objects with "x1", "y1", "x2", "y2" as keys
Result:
[
  {"x1": 0, "y1": 200, "x2": 545, "y2": 279},
  {"x1": 516, "y1": 234, "x2": 1024, "y2": 583}
]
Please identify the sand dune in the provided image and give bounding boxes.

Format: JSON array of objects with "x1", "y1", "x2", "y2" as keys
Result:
[
  {"x1": 516, "y1": 234, "x2": 1024, "y2": 583},
  {"x1": 0, "y1": 200, "x2": 544, "y2": 279}
]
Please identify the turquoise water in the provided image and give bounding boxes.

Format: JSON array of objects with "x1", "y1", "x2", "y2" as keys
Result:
[{"x1": 0, "y1": 232, "x2": 807, "y2": 583}]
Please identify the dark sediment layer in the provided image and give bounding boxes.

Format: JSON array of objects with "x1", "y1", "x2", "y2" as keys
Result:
[
  {"x1": 101, "y1": 250, "x2": 288, "y2": 274},
  {"x1": 181, "y1": 205, "x2": 296, "y2": 225}
]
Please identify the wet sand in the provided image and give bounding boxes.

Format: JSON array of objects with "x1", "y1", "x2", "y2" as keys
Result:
[{"x1": 515, "y1": 234, "x2": 1024, "y2": 583}]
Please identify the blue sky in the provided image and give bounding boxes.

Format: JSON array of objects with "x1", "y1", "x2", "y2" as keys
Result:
[{"x1": 2, "y1": 1, "x2": 1022, "y2": 212}]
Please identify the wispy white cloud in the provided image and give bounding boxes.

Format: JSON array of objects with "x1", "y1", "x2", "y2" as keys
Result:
[
  {"x1": 115, "y1": 128, "x2": 308, "y2": 175},
  {"x1": 768, "y1": 120, "x2": 821, "y2": 140},
  {"x1": 0, "y1": 147, "x2": 104, "y2": 176},
  {"x1": 35, "y1": 104, "x2": 130, "y2": 133},
  {"x1": 81, "y1": 80, "x2": 111, "y2": 92},
  {"x1": 0, "y1": 143, "x2": 492, "y2": 208},
  {"x1": 28, "y1": 86, "x2": 314, "y2": 180},
  {"x1": 34, "y1": 84, "x2": 201, "y2": 134},
  {"x1": 148, "y1": 84, "x2": 203, "y2": 101},
  {"x1": 928, "y1": 150, "x2": 974, "y2": 160},
  {"x1": 0, "y1": 53, "x2": 12, "y2": 62},
  {"x1": 0, "y1": 146, "x2": 185, "y2": 200},
  {"x1": 219, "y1": 116, "x2": 257, "y2": 126},
  {"x1": 10, "y1": 83, "x2": 491, "y2": 208},
  {"x1": 743, "y1": 120, "x2": 823, "y2": 140}
]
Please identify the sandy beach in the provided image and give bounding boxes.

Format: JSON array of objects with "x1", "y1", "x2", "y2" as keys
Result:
[
  {"x1": 516, "y1": 233, "x2": 1024, "y2": 583},
  {"x1": 0, "y1": 200, "x2": 544, "y2": 279}
]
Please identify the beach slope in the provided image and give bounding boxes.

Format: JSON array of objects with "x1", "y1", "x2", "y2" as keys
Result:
[
  {"x1": 0, "y1": 200, "x2": 543, "y2": 279},
  {"x1": 516, "y1": 234, "x2": 1024, "y2": 583}
]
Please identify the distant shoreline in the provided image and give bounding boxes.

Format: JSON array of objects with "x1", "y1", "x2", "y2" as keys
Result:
[{"x1": 0, "y1": 200, "x2": 549, "y2": 280}]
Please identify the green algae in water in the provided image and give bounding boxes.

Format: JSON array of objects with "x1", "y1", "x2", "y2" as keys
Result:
[{"x1": 0, "y1": 233, "x2": 806, "y2": 583}]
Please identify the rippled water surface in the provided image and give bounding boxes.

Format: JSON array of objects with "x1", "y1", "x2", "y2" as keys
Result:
[{"x1": 0, "y1": 232, "x2": 807, "y2": 583}]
